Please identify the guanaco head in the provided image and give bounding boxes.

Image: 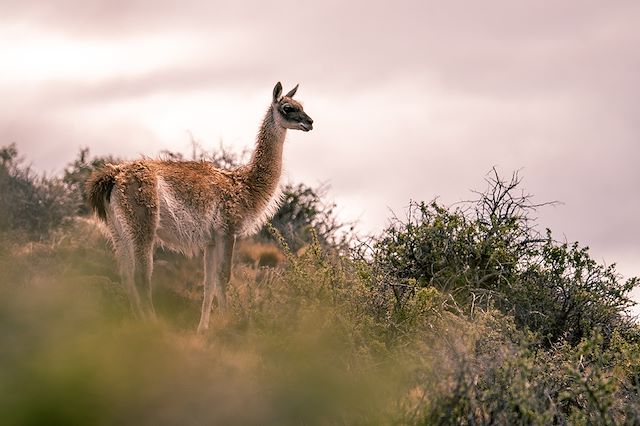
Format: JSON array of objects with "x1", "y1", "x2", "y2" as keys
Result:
[{"x1": 272, "y1": 82, "x2": 314, "y2": 132}]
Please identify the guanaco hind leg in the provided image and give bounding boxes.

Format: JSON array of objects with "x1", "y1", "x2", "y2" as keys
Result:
[
  {"x1": 197, "y1": 233, "x2": 236, "y2": 332},
  {"x1": 107, "y1": 171, "x2": 159, "y2": 320}
]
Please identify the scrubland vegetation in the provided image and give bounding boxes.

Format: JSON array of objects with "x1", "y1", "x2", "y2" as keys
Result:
[{"x1": 1, "y1": 143, "x2": 639, "y2": 425}]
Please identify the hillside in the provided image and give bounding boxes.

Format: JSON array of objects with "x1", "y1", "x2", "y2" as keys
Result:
[{"x1": 1, "y1": 144, "x2": 639, "y2": 425}]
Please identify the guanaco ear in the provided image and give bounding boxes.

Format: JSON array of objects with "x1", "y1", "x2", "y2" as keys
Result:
[
  {"x1": 285, "y1": 84, "x2": 299, "y2": 98},
  {"x1": 273, "y1": 82, "x2": 283, "y2": 102}
]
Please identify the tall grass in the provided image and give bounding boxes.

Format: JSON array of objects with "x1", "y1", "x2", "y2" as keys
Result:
[
  {"x1": 2, "y1": 219, "x2": 640, "y2": 425},
  {"x1": 0, "y1": 221, "x2": 415, "y2": 425}
]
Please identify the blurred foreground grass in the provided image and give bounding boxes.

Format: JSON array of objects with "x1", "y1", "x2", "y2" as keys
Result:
[
  {"x1": 2, "y1": 220, "x2": 640, "y2": 425},
  {"x1": 0, "y1": 220, "x2": 417, "y2": 425}
]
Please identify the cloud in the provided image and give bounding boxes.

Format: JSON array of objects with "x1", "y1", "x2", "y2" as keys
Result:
[{"x1": 1, "y1": 0, "x2": 638, "y2": 279}]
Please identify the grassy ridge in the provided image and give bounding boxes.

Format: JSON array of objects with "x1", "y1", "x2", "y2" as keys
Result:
[
  {"x1": 0, "y1": 221, "x2": 411, "y2": 425},
  {"x1": 2, "y1": 146, "x2": 640, "y2": 424},
  {"x1": 1, "y1": 220, "x2": 640, "y2": 425}
]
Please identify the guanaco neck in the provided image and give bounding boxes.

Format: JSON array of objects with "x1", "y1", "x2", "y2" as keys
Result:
[{"x1": 244, "y1": 105, "x2": 286, "y2": 206}]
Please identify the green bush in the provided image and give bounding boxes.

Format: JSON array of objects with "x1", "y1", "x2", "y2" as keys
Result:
[
  {"x1": 0, "y1": 144, "x2": 75, "y2": 238},
  {"x1": 372, "y1": 169, "x2": 638, "y2": 346},
  {"x1": 63, "y1": 147, "x2": 120, "y2": 216}
]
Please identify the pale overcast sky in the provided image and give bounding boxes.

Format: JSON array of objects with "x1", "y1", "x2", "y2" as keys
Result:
[{"x1": 1, "y1": 1, "x2": 638, "y2": 295}]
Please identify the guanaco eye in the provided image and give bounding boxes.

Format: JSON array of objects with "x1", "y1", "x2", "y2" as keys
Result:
[{"x1": 282, "y1": 104, "x2": 294, "y2": 114}]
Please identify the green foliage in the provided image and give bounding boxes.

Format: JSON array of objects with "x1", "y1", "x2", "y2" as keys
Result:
[
  {"x1": 373, "y1": 169, "x2": 637, "y2": 346},
  {"x1": 258, "y1": 183, "x2": 350, "y2": 252},
  {"x1": 63, "y1": 147, "x2": 119, "y2": 216},
  {"x1": 523, "y1": 239, "x2": 637, "y2": 346},
  {"x1": 411, "y1": 312, "x2": 558, "y2": 425},
  {"x1": 406, "y1": 315, "x2": 640, "y2": 426},
  {"x1": 0, "y1": 144, "x2": 75, "y2": 238}
]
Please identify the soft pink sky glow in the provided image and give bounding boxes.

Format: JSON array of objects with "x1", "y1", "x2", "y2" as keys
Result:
[{"x1": 2, "y1": 1, "x2": 639, "y2": 302}]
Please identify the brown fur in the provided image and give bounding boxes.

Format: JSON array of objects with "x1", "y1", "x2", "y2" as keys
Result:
[
  {"x1": 85, "y1": 82, "x2": 313, "y2": 331},
  {"x1": 86, "y1": 164, "x2": 118, "y2": 221}
]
